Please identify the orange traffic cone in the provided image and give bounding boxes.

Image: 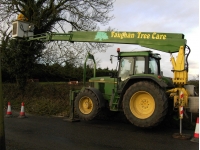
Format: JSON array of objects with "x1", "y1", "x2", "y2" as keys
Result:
[
  {"x1": 18, "y1": 102, "x2": 27, "y2": 118},
  {"x1": 5, "y1": 102, "x2": 12, "y2": 118},
  {"x1": 191, "y1": 117, "x2": 199, "y2": 143}
]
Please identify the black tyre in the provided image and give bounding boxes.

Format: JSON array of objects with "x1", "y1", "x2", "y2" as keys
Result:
[
  {"x1": 75, "y1": 89, "x2": 100, "y2": 121},
  {"x1": 122, "y1": 81, "x2": 168, "y2": 128}
]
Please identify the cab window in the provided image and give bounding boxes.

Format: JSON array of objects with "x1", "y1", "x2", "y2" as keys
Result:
[
  {"x1": 118, "y1": 57, "x2": 134, "y2": 81},
  {"x1": 134, "y1": 57, "x2": 145, "y2": 74}
]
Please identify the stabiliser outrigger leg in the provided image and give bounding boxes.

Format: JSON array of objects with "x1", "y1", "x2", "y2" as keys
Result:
[
  {"x1": 170, "y1": 90, "x2": 192, "y2": 140},
  {"x1": 63, "y1": 90, "x2": 80, "y2": 122}
]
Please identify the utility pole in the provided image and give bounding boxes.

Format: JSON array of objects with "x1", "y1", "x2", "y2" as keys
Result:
[{"x1": 0, "y1": 45, "x2": 6, "y2": 150}]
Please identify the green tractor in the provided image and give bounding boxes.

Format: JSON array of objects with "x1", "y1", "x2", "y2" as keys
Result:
[
  {"x1": 12, "y1": 20, "x2": 198, "y2": 128},
  {"x1": 73, "y1": 49, "x2": 173, "y2": 127}
]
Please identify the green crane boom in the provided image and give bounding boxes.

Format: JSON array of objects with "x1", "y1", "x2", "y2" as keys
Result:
[
  {"x1": 28, "y1": 31, "x2": 186, "y2": 53},
  {"x1": 12, "y1": 21, "x2": 187, "y2": 53}
]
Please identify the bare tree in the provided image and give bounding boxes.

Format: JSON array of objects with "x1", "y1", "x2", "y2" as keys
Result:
[
  {"x1": 0, "y1": 0, "x2": 114, "y2": 33},
  {"x1": 0, "y1": 0, "x2": 115, "y2": 88}
]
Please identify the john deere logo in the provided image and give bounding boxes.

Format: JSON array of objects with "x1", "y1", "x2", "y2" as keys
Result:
[{"x1": 95, "y1": 32, "x2": 108, "y2": 41}]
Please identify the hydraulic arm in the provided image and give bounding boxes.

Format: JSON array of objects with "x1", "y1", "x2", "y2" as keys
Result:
[
  {"x1": 12, "y1": 20, "x2": 186, "y2": 53},
  {"x1": 27, "y1": 31, "x2": 186, "y2": 53}
]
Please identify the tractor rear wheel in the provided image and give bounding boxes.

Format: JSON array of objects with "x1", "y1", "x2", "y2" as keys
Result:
[
  {"x1": 123, "y1": 81, "x2": 168, "y2": 128},
  {"x1": 75, "y1": 89, "x2": 100, "y2": 121}
]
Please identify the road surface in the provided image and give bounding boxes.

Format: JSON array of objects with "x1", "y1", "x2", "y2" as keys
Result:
[{"x1": 5, "y1": 111, "x2": 199, "y2": 150}]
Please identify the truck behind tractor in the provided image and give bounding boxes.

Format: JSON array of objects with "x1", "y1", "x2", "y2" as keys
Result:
[{"x1": 12, "y1": 20, "x2": 199, "y2": 129}]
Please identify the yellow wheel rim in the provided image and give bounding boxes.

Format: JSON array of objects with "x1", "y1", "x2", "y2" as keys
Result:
[
  {"x1": 79, "y1": 96, "x2": 93, "y2": 114},
  {"x1": 130, "y1": 91, "x2": 155, "y2": 119}
]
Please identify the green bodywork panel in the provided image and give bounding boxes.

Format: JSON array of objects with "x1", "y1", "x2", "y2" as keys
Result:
[
  {"x1": 89, "y1": 76, "x2": 120, "y2": 111},
  {"x1": 89, "y1": 77, "x2": 117, "y2": 100},
  {"x1": 29, "y1": 31, "x2": 186, "y2": 53}
]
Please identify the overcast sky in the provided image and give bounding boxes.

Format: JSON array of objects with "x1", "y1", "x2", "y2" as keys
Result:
[{"x1": 95, "y1": 0, "x2": 199, "y2": 80}]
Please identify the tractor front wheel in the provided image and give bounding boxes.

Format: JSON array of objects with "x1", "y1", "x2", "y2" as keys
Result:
[{"x1": 75, "y1": 89, "x2": 100, "y2": 121}]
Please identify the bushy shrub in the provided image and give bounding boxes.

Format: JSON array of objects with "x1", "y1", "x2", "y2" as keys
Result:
[{"x1": 3, "y1": 82, "x2": 82, "y2": 116}]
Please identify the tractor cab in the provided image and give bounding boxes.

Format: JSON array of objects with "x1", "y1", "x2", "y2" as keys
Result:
[
  {"x1": 116, "y1": 49, "x2": 174, "y2": 96},
  {"x1": 118, "y1": 50, "x2": 162, "y2": 82}
]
